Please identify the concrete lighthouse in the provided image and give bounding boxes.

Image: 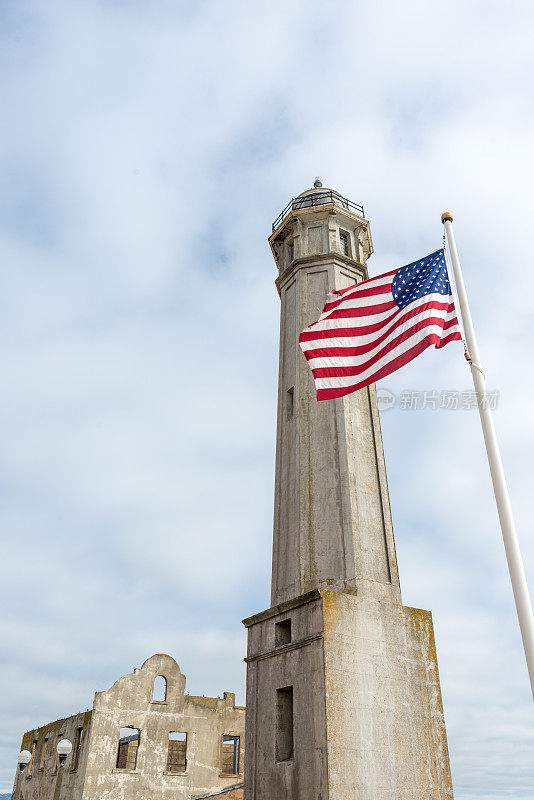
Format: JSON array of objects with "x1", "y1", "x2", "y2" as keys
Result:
[{"x1": 242, "y1": 181, "x2": 454, "y2": 799}]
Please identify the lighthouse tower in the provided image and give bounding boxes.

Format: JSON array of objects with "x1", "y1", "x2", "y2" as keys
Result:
[{"x1": 242, "y1": 181, "x2": 454, "y2": 799}]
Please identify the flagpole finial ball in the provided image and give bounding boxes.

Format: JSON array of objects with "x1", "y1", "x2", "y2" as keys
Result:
[{"x1": 441, "y1": 211, "x2": 453, "y2": 223}]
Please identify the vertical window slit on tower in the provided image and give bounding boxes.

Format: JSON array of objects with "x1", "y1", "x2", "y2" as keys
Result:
[
  {"x1": 288, "y1": 239, "x2": 294, "y2": 262},
  {"x1": 276, "y1": 686, "x2": 294, "y2": 762},
  {"x1": 286, "y1": 387, "x2": 294, "y2": 419},
  {"x1": 340, "y1": 231, "x2": 350, "y2": 256}
]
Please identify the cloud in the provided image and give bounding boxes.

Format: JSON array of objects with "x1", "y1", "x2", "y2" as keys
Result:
[{"x1": 0, "y1": 0, "x2": 533, "y2": 795}]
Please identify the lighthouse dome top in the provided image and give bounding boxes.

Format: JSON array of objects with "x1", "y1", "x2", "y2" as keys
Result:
[
  {"x1": 295, "y1": 177, "x2": 326, "y2": 197},
  {"x1": 272, "y1": 179, "x2": 365, "y2": 232}
]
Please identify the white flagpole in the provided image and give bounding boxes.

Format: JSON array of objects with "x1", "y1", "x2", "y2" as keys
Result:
[{"x1": 442, "y1": 212, "x2": 534, "y2": 698}]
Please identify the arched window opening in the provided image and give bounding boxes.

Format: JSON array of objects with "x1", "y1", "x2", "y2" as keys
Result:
[{"x1": 152, "y1": 675, "x2": 167, "y2": 702}]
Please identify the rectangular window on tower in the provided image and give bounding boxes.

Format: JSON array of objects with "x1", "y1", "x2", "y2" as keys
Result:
[
  {"x1": 287, "y1": 239, "x2": 294, "y2": 263},
  {"x1": 275, "y1": 618, "x2": 292, "y2": 647},
  {"x1": 276, "y1": 686, "x2": 294, "y2": 762},
  {"x1": 339, "y1": 231, "x2": 350, "y2": 256}
]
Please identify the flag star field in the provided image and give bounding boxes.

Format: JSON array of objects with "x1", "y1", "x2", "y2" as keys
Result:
[{"x1": 392, "y1": 249, "x2": 452, "y2": 309}]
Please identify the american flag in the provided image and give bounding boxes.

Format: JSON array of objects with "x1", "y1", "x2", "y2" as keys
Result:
[{"x1": 299, "y1": 248, "x2": 462, "y2": 401}]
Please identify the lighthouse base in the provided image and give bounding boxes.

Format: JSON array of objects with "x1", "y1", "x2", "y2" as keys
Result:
[{"x1": 243, "y1": 589, "x2": 453, "y2": 800}]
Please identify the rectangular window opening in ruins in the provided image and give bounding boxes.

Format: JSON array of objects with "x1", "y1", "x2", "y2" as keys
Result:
[
  {"x1": 286, "y1": 387, "x2": 294, "y2": 419},
  {"x1": 52, "y1": 734, "x2": 64, "y2": 774},
  {"x1": 167, "y1": 732, "x2": 187, "y2": 773},
  {"x1": 276, "y1": 686, "x2": 294, "y2": 762},
  {"x1": 275, "y1": 618, "x2": 292, "y2": 647},
  {"x1": 222, "y1": 735, "x2": 240, "y2": 775},
  {"x1": 116, "y1": 727, "x2": 140, "y2": 771},
  {"x1": 27, "y1": 739, "x2": 38, "y2": 777},
  {"x1": 71, "y1": 727, "x2": 84, "y2": 772},
  {"x1": 340, "y1": 230, "x2": 350, "y2": 256},
  {"x1": 39, "y1": 737, "x2": 48, "y2": 771}
]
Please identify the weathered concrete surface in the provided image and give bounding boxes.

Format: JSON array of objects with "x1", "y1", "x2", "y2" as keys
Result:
[
  {"x1": 14, "y1": 654, "x2": 245, "y2": 800},
  {"x1": 15, "y1": 710, "x2": 91, "y2": 800},
  {"x1": 322, "y1": 591, "x2": 453, "y2": 800},
  {"x1": 243, "y1": 592, "x2": 327, "y2": 800},
  {"x1": 243, "y1": 184, "x2": 454, "y2": 799}
]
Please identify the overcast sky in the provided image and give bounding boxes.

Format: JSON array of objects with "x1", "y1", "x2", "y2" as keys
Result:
[{"x1": 0, "y1": 0, "x2": 533, "y2": 796}]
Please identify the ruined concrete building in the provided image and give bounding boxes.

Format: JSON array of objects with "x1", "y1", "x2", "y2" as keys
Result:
[{"x1": 13, "y1": 654, "x2": 244, "y2": 800}]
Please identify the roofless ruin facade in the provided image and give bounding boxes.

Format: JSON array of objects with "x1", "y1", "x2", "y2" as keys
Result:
[{"x1": 13, "y1": 655, "x2": 244, "y2": 800}]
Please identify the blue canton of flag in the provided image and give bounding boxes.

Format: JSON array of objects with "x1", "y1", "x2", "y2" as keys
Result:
[{"x1": 392, "y1": 249, "x2": 452, "y2": 310}]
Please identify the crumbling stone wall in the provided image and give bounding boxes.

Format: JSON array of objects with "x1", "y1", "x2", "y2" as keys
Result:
[
  {"x1": 82, "y1": 654, "x2": 245, "y2": 800},
  {"x1": 14, "y1": 710, "x2": 91, "y2": 800}
]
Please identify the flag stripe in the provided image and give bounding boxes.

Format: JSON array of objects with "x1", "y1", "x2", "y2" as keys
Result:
[
  {"x1": 311, "y1": 319, "x2": 461, "y2": 377},
  {"x1": 302, "y1": 295, "x2": 454, "y2": 339},
  {"x1": 322, "y1": 278, "x2": 395, "y2": 310},
  {"x1": 301, "y1": 299, "x2": 456, "y2": 351},
  {"x1": 317, "y1": 299, "x2": 397, "y2": 320},
  {"x1": 322, "y1": 290, "x2": 394, "y2": 312},
  {"x1": 306, "y1": 314, "x2": 460, "y2": 365},
  {"x1": 315, "y1": 330, "x2": 462, "y2": 400},
  {"x1": 305, "y1": 301, "x2": 401, "y2": 333},
  {"x1": 334, "y1": 268, "x2": 396, "y2": 296}
]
